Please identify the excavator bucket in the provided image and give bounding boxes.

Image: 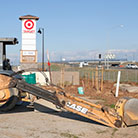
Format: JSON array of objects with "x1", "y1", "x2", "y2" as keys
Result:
[{"x1": 123, "y1": 98, "x2": 138, "y2": 126}]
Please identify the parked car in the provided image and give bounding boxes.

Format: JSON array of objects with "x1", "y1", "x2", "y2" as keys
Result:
[
  {"x1": 126, "y1": 64, "x2": 138, "y2": 69},
  {"x1": 79, "y1": 62, "x2": 89, "y2": 68}
]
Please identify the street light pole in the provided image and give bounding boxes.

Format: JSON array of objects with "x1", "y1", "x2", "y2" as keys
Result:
[
  {"x1": 38, "y1": 28, "x2": 44, "y2": 71},
  {"x1": 42, "y1": 28, "x2": 44, "y2": 71}
]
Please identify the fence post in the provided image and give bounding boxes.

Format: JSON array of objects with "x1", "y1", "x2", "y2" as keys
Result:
[
  {"x1": 61, "y1": 68, "x2": 64, "y2": 88},
  {"x1": 92, "y1": 71, "x2": 94, "y2": 88},
  {"x1": 115, "y1": 71, "x2": 121, "y2": 97},
  {"x1": 72, "y1": 75, "x2": 74, "y2": 85},
  {"x1": 101, "y1": 67, "x2": 104, "y2": 91},
  {"x1": 136, "y1": 71, "x2": 138, "y2": 82},
  {"x1": 95, "y1": 67, "x2": 99, "y2": 91}
]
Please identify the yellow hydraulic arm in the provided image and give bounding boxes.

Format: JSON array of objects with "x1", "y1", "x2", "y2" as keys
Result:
[{"x1": 55, "y1": 91, "x2": 123, "y2": 128}]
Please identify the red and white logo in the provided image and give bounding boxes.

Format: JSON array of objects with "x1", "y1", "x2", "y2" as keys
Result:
[{"x1": 24, "y1": 19, "x2": 34, "y2": 30}]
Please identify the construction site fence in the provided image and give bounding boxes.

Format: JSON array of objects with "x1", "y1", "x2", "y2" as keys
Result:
[
  {"x1": 79, "y1": 68, "x2": 138, "y2": 83},
  {"x1": 50, "y1": 65, "x2": 138, "y2": 83}
]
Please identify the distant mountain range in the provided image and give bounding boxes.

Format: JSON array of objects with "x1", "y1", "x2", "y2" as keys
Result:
[
  {"x1": 47, "y1": 49, "x2": 138, "y2": 62},
  {"x1": 7, "y1": 49, "x2": 138, "y2": 65}
]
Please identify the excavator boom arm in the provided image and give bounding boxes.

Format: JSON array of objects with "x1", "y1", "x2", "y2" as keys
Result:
[
  {"x1": 15, "y1": 79, "x2": 121, "y2": 128},
  {"x1": 16, "y1": 80, "x2": 61, "y2": 106}
]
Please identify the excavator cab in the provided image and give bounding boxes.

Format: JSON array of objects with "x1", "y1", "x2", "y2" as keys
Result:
[
  {"x1": 0, "y1": 38, "x2": 19, "y2": 112},
  {"x1": 0, "y1": 38, "x2": 18, "y2": 71}
]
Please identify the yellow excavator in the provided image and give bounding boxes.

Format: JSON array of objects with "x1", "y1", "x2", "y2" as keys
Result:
[
  {"x1": 0, "y1": 38, "x2": 138, "y2": 128},
  {"x1": 0, "y1": 73, "x2": 138, "y2": 128}
]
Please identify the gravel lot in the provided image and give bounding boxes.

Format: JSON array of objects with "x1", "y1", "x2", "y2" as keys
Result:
[{"x1": 0, "y1": 103, "x2": 138, "y2": 138}]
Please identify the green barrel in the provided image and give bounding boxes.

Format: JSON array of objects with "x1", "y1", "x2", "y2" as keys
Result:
[
  {"x1": 28, "y1": 73, "x2": 36, "y2": 84},
  {"x1": 78, "y1": 87, "x2": 84, "y2": 95}
]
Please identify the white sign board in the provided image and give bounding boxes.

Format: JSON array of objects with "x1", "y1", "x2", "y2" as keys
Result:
[
  {"x1": 22, "y1": 51, "x2": 35, "y2": 56},
  {"x1": 20, "y1": 17, "x2": 38, "y2": 63},
  {"x1": 22, "y1": 19, "x2": 36, "y2": 50}
]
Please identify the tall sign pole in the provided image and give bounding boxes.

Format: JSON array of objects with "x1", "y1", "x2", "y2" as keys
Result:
[
  {"x1": 19, "y1": 15, "x2": 39, "y2": 68},
  {"x1": 47, "y1": 50, "x2": 52, "y2": 83}
]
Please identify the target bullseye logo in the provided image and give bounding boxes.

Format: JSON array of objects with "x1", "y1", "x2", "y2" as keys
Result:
[{"x1": 24, "y1": 19, "x2": 34, "y2": 30}]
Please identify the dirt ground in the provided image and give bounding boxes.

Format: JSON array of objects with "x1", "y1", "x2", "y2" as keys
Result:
[
  {"x1": 0, "y1": 103, "x2": 138, "y2": 138},
  {"x1": 65, "y1": 81, "x2": 138, "y2": 106}
]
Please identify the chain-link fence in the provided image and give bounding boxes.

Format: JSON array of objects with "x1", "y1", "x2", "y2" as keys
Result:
[
  {"x1": 103, "y1": 69, "x2": 138, "y2": 82},
  {"x1": 49, "y1": 63, "x2": 138, "y2": 83},
  {"x1": 79, "y1": 68, "x2": 138, "y2": 83}
]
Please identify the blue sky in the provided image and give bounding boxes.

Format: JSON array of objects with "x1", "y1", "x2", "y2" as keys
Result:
[{"x1": 0, "y1": 0, "x2": 138, "y2": 63}]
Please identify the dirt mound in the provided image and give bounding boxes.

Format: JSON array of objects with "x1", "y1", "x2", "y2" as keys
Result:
[{"x1": 64, "y1": 81, "x2": 138, "y2": 106}]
